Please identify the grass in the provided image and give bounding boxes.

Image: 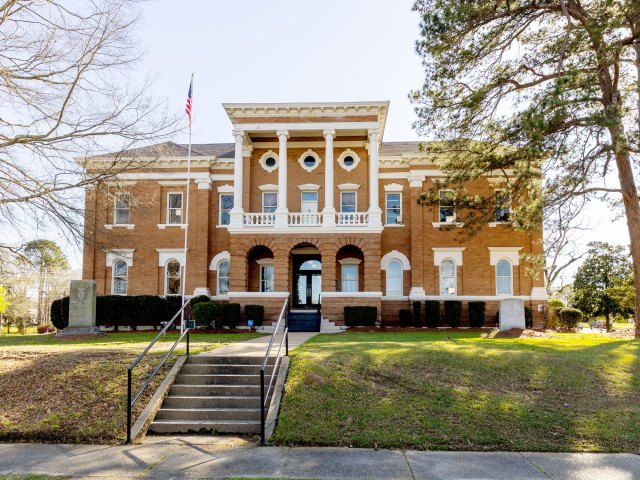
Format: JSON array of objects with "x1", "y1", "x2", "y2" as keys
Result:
[
  {"x1": 273, "y1": 331, "x2": 640, "y2": 453},
  {"x1": 0, "y1": 476, "x2": 68, "y2": 480},
  {"x1": 0, "y1": 330, "x2": 264, "y2": 444}
]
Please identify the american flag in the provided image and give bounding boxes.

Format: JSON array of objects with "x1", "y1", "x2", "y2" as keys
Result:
[{"x1": 185, "y1": 75, "x2": 193, "y2": 126}]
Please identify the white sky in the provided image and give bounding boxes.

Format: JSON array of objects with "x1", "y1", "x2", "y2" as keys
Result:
[{"x1": 62, "y1": 0, "x2": 629, "y2": 279}]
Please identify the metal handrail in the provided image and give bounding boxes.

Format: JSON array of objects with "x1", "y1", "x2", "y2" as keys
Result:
[
  {"x1": 126, "y1": 299, "x2": 192, "y2": 443},
  {"x1": 260, "y1": 298, "x2": 289, "y2": 444}
]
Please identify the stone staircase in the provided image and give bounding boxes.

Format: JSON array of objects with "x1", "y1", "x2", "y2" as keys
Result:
[{"x1": 148, "y1": 355, "x2": 276, "y2": 435}]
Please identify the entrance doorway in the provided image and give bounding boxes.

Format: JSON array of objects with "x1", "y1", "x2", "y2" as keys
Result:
[{"x1": 293, "y1": 257, "x2": 321, "y2": 308}]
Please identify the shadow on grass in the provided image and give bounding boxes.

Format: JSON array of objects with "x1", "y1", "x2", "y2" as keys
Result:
[{"x1": 274, "y1": 332, "x2": 640, "y2": 452}]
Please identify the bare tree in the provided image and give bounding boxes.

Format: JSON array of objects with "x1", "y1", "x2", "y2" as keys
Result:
[{"x1": 0, "y1": 0, "x2": 179, "y2": 257}]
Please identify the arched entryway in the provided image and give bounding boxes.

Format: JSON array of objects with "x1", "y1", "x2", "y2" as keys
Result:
[
  {"x1": 290, "y1": 243, "x2": 321, "y2": 309},
  {"x1": 247, "y1": 245, "x2": 274, "y2": 292}
]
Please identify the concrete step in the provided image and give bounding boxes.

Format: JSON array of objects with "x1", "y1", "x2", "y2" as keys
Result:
[
  {"x1": 178, "y1": 366, "x2": 266, "y2": 379},
  {"x1": 175, "y1": 371, "x2": 277, "y2": 385},
  {"x1": 180, "y1": 363, "x2": 274, "y2": 375},
  {"x1": 161, "y1": 395, "x2": 262, "y2": 408},
  {"x1": 167, "y1": 384, "x2": 263, "y2": 398},
  {"x1": 155, "y1": 407, "x2": 261, "y2": 421},
  {"x1": 148, "y1": 419, "x2": 261, "y2": 434},
  {"x1": 188, "y1": 356, "x2": 275, "y2": 365}
]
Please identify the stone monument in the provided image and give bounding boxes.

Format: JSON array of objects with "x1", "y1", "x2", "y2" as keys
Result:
[
  {"x1": 499, "y1": 298, "x2": 526, "y2": 331},
  {"x1": 56, "y1": 280, "x2": 102, "y2": 336}
]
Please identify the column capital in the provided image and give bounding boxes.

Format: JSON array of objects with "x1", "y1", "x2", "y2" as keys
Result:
[
  {"x1": 276, "y1": 130, "x2": 289, "y2": 140},
  {"x1": 323, "y1": 129, "x2": 336, "y2": 139},
  {"x1": 232, "y1": 129, "x2": 245, "y2": 141},
  {"x1": 367, "y1": 128, "x2": 380, "y2": 138},
  {"x1": 408, "y1": 173, "x2": 426, "y2": 189},
  {"x1": 242, "y1": 145, "x2": 254, "y2": 157}
]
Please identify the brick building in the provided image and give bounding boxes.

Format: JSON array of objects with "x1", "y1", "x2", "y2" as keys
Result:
[{"x1": 81, "y1": 101, "x2": 548, "y2": 329}]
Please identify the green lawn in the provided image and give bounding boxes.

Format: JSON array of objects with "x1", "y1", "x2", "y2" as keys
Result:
[
  {"x1": 0, "y1": 331, "x2": 264, "y2": 444},
  {"x1": 274, "y1": 331, "x2": 640, "y2": 452}
]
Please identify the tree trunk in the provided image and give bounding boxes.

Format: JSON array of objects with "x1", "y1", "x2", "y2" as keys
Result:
[
  {"x1": 612, "y1": 145, "x2": 640, "y2": 338},
  {"x1": 605, "y1": 312, "x2": 611, "y2": 332}
]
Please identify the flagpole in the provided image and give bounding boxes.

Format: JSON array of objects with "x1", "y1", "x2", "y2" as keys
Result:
[{"x1": 180, "y1": 73, "x2": 194, "y2": 334}]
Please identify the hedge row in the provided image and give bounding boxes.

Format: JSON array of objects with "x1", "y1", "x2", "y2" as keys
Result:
[
  {"x1": 397, "y1": 300, "x2": 534, "y2": 328},
  {"x1": 344, "y1": 306, "x2": 377, "y2": 327},
  {"x1": 50, "y1": 295, "x2": 240, "y2": 331}
]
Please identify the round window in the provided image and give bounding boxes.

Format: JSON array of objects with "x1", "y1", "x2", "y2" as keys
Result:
[
  {"x1": 303, "y1": 156, "x2": 316, "y2": 168},
  {"x1": 265, "y1": 156, "x2": 276, "y2": 168},
  {"x1": 343, "y1": 155, "x2": 354, "y2": 166}
]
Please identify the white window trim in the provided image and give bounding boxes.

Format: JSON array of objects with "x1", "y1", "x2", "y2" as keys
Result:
[
  {"x1": 257, "y1": 259, "x2": 275, "y2": 293},
  {"x1": 216, "y1": 259, "x2": 231, "y2": 296},
  {"x1": 297, "y1": 184, "x2": 321, "y2": 191},
  {"x1": 166, "y1": 191, "x2": 183, "y2": 225},
  {"x1": 340, "y1": 262, "x2": 360, "y2": 292},
  {"x1": 209, "y1": 251, "x2": 231, "y2": 270},
  {"x1": 259, "y1": 150, "x2": 279, "y2": 172},
  {"x1": 380, "y1": 250, "x2": 411, "y2": 270},
  {"x1": 439, "y1": 258, "x2": 457, "y2": 296},
  {"x1": 488, "y1": 247, "x2": 522, "y2": 266},
  {"x1": 113, "y1": 192, "x2": 131, "y2": 226},
  {"x1": 111, "y1": 259, "x2": 128, "y2": 296},
  {"x1": 383, "y1": 183, "x2": 404, "y2": 192},
  {"x1": 385, "y1": 259, "x2": 404, "y2": 297},
  {"x1": 337, "y1": 183, "x2": 361, "y2": 191},
  {"x1": 301, "y1": 191, "x2": 319, "y2": 213},
  {"x1": 385, "y1": 192, "x2": 403, "y2": 225},
  {"x1": 491, "y1": 188, "x2": 512, "y2": 226},
  {"x1": 156, "y1": 248, "x2": 187, "y2": 267},
  {"x1": 495, "y1": 258, "x2": 514, "y2": 296},
  {"x1": 340, "y1": 191, "x2": 358, "y2": 212},
  {"x1": 432, "y1": 247, "x2": 465, "y2": 266},
  {"x1": 438, "y1": 189, "x2": 456, "y2": 224},
  {"x1": 298, "y1": 149, "x2": 322, "y2": 172},
  {"x1": 105, "y1": 249, "x2": 134, "y2": 267},
  {"x1": 337, "y1": 149, "x2": 361, "y2": 172},
  {"x1": 219, "y1": 193, "x2": 234, "y2": 226},
  {"x1": 164, "y1": 258, "x2": 182, "y2": 296},
  {"x1": 217, "y1": 184, "x2": 234, "y2": 193},
  {"x1": 262, "y1": 191, "x2": 278, "y2": 213},
  {"x1": 258, "y1": 184, "x2": 279, "y2": 192}
]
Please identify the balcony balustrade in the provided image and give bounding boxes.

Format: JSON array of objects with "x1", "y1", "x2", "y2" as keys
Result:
[{"x1": 239, "y1": 211, "x2": 371, "y2": 228}]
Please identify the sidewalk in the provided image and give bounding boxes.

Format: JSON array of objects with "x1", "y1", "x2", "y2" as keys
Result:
[
  {"x1": 0, "y1": 438, "x2": 638, "y2": 479},
  {"x1": 200, "y1": 331, "x2": 318, "y2": 357}
]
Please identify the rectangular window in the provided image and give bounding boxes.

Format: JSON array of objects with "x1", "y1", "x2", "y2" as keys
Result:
[
  {"x1": 301, "y1": 191, "x2": 318, "y2": 213},
  {"x1": 113, "y1": 192, "x2": 130, "y2": 225},
  {"x1": 386, "y1": 193, "x2": 402, "y2": 225},
  {"x1": 495, "y1": 190, "x2": 511, "y2": 222},
  {"x1": 262, "y1": 192, "x2": 278, "y2": 213},
  {"x1": 219, "y1": 194, "x2": 233, "y2": 225},
  {"x1": 340, "y1": 191, "x2": 357, "y2": 213},
  {"x1": 260, "y1": 265, "x2": 274, "y2": 292},
  {"x1": 341, "y1": 264, "x2": 359, "y2": 292},
  {"x1": 439, "y1": 190, "x2": 456, "y2": 223},
  {"x1": 167, "y1": 193, "x2": 183, "y2": 224}
]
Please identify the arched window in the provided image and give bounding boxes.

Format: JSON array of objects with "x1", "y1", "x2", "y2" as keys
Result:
[
  {"x1": 440, "y1": 259, "x2": 456, "y2": 295},
  {"x1": 112, "y1": 260, "x2": 128, "y2": 295},
  {"x1": 496, "y1": 259, "x2": 513, "y2": 295},
  {"x1": 217, "y1": 260, "x2": 230, "y2": 295},
  {"x1": 386, "y1": 260, "x2": 403, "y2": 296},
  {"x1": 165, "y1": 260, "x2": 181, "y2": 295}
]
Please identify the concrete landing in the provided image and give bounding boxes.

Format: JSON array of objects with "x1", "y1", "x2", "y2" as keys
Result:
[{"x1": 201, "y1": 331, "x2": 317, "y2": 357}]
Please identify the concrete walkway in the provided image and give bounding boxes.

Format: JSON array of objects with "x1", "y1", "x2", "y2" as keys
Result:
[
  {"x1": 201, "y1": 331, "x2": 318, "y2": 357},
  {"x1": 0, "y1": 439, "x2": 638, "y2": 479}
]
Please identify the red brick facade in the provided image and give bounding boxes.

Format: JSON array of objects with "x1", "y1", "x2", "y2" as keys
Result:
[{"x1": 81, "y1": 102, "x2": 548, "y2": 328}]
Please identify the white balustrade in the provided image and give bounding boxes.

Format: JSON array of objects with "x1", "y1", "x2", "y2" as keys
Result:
[
  {"x1": 289, "y1": 212, "x2": 322, "y2": 226},
  {"x1": 243, "y1": 212, "x2": 276, "y2": 226},
  {"x1": 336, "y1": 212, "x2": 369, "y2": 226}
]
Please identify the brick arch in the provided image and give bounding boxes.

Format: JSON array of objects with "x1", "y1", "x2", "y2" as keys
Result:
[
  {"x1": 245, "y1": 238, "x2": 279, "y2": 253},
  {"x1": 336, "y1": 236, "x2": 367, "y2": 250},
  {"x1": 286, "y1": 237, "x2": 322, "y2": 251}
]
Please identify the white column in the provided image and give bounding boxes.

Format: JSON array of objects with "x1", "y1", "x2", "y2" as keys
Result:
[
  {"x1": 275, "y1": 130, "x2": 289, "y2": 228},
  {"x1": 367, "y1": 128, "x2": 382, "y2": 227},
  {"x1": 229, "y1": 129, "x2": 244, "y2": 228},
  {"x1": 322, "y1": 129, "x2": 336, "y2": 227}
]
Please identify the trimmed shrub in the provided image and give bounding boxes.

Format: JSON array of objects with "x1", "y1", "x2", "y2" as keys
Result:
[
  {"x1": 559, "y1": 307, "x2": 583, "y2": 330},
  {"x1": 399, "y1": 309, "x2": 411, "y2": 327},
  {"x1": 50, "y1": 297, "x2": 69, "y2": 330},
  {"x1": 222, "y1": 303, "x2": 241, "y2": 329},
  {"x1": 525, "y1": 306, "x2": 533, "y2": 329},
  {"x1": 344, "y1": 306, "x2": 377, "y2": 327},
  {"x1": 412, "y1": 301, "x2": 422, "y2": 327},
  {"x1": 165, "y1": 296, "x2": 184, "y2": 325},
  {"x1": 468, "y1": 301, "x2": 486, "y2": 328},
  {"x1": 425, "y1": 300, "x2": 440, "y2": 328},
  {"x1": 190, "y1": 295, "x2": 211, "y2": 307},
  {"x1": 444, "y1": 300, "x2": 462, "y2": 328},
  {"x1": 245, "y1": 304, "x2": 264, "y2": 327},
  {"x1": 192, "y1": 302, "x2": 219, "y2": 329}
]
